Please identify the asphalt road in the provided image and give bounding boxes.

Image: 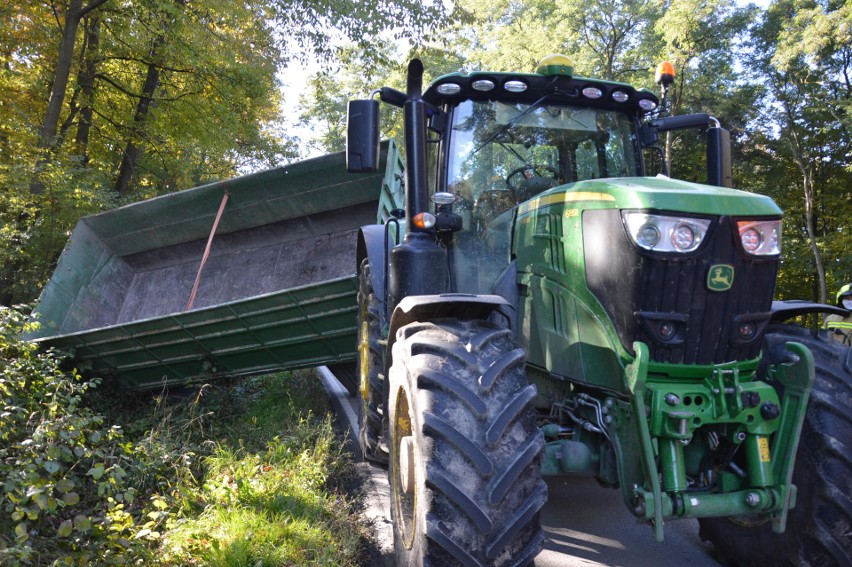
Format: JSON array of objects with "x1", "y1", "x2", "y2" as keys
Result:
[
  {"x1": 317, "y1": 367, "x2": 723, "y2": 567},
  {"x1": 536, "y1": 477, "x2": 720, "y2": 566}
]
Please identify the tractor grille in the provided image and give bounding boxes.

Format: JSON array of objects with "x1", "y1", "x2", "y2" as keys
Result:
[{"x1": 583, "y1": 209, "x2": 779, "y2": 365}]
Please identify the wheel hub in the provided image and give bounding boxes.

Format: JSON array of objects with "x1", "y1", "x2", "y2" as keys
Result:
[
  {"x1": 393, "y1": 388, "x2": 416, "y2": 548},
  {"x1": 399, "y1": 435, "x2": 416, "y2": 495}
]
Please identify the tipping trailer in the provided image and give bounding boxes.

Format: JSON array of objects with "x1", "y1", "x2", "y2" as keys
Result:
[{"x1": 30, "y1": 143, "x2": 404, "y2": 389}]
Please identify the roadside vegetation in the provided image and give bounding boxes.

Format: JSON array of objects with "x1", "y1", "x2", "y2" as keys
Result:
[{"x1": 0, "y1": 305, "x2": 370, "y2": 566}]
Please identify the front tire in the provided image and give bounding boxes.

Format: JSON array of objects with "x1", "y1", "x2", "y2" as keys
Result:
[
  {"x1": 699, "y1": 325, "x2": 852, "y2": 566},
  {"x1": 388, "y1": 319, "x2": 546, "y2": 566},
  {"x1": 357, "y1": 258, "x2": 388, "y2": 464}
]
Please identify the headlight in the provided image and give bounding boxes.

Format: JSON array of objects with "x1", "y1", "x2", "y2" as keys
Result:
[
  {"x1": 622, "y1": 212, "x2": 711, "y2": 253},
  {"x1": 737, "y1": 220, "x2": 781, "y2": 256}
]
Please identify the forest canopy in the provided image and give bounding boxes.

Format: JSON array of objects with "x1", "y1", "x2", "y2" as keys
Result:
[{"x1": 1, "y1": 0, "x2": 849, "y2": 306}]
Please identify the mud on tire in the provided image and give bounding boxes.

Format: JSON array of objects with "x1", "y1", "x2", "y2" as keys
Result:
[
  {"x1": 388, "y1": 319, "x2": 546, "y2": 566},
  {"x1": 699, "y1": 324, "x2": 852, "y2": 566}
]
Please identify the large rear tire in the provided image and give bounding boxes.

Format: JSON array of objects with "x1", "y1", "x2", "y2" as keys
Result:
[
  {"x1": 388, "y1": 319, "x2": 546, "y2": 566},
  {"x1": 698, "y1": 325, "x2": 852, "y2": 566},
  {"x1": 357, "y1": 258, "x2": 388, "y2": 464}
]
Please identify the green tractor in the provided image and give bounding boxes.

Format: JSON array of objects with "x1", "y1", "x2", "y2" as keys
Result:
[{"x1": 346, "y1": 56, "x2": 852, "y2": 566}]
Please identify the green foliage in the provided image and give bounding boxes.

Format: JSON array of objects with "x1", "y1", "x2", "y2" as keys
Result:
[
  {"x1": 0, "y1": 306, "x2": 153, "y2": 565},
  {"x1": 117, "y1": 371, "x2": 368, "y2": 566},
  {"x1": 160, "y1": 414, "x2": 364, "y2": 565},
  {"x1": 0, "y1": 308, "x2": 367, "y2": 565},
  {"x1": 0, "y1": 0, "x2": 290, "y2": 303},
  {"x1": 271, "y1": 0, "x2": 451, "y2": 62},
  {"x1": 743, "y1": 0, "x2": 852, "y2": 302}
]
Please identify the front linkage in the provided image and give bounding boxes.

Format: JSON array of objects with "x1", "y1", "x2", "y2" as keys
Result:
[{"x1": 616, "y1": 341, "x2": 813, "y2": 540}]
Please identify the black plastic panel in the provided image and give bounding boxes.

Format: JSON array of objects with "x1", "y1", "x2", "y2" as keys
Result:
[{"x1": 583, "y1": 209, "x2": 779, "y2": 365}]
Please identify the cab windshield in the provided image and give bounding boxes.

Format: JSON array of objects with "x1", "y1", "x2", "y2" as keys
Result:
[
  {"x1": 444, "y1": 99, "x2": 639, "y2": 294},
  {"x1": 447, "y1": 99, "x2": 638, "y2": 209}
]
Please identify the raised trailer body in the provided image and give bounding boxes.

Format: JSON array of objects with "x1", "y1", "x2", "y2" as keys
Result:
[{"x1": 30, "y1": 142, "x2": 402, "y2": 389}]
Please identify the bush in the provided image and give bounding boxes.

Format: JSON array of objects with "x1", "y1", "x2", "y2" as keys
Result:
[{"x1": 0, "y1": 306, "x2": 153, "y2": 565}]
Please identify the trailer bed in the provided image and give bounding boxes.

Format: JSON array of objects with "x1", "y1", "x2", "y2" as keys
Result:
[{"x1": 30, "y1": 142, "x2": 403, "y2": 389}]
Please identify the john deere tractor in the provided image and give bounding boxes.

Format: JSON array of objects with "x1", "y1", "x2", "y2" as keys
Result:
[{"x1": 346, "y1": 56, "x2": 852, "y2": 566}]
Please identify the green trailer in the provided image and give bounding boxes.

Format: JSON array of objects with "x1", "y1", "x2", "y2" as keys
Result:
[{"x1": 29, "y1": 142, "x2": 403, "y2": 390}]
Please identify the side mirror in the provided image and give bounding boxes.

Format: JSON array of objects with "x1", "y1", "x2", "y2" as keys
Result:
[
  {"x1": 346, "y1": 99, "x2": 380, "y2": 173},
  {"x1": 707, "y1": 127, "x2": 732, "y2": 188},
  {"x1": 649, "y1": 113, "x2": 710, "y2": 132},
  {"x1": 644, "y1": 113, "x2": 733, "y2": 187}
]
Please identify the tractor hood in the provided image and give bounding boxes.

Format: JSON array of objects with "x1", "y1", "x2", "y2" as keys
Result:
[{"x1": 518, "y1": 176, "x2": 782, "y2": 218}]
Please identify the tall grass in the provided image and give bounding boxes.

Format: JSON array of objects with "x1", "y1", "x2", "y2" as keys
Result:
[
  {"x1": 144, "y1": 371, "x2": 368, "y2": 566},
  {"x1": 118, "y1": 371, "x2": 370, "y2": 567},
  {"x1": 1, "y1": 305, "x2": 368, "y2": 566}
]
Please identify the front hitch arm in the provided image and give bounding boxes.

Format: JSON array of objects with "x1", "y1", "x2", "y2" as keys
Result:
[{"x1": 620, "y1": 341, "x2": 814, "y2": 539}]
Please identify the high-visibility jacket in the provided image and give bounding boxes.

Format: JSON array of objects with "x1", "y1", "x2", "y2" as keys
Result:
[{"x1": 825, "y1": 312, "x2": 852, "y2": 345}]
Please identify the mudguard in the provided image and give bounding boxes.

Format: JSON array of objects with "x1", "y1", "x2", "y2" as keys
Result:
[
  {"x1": 770, "y1": 300, "x2": 848, "y2": 323},
  {"x1": 357, "y1": 224, "x2": 394, "y2": 322},
  {"x1": 385, "y1": 294, "x2": 511, "y2": 373}
]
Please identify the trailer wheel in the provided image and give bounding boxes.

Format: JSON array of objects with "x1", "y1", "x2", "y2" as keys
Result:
[
  {"x1": 698, "y1": 325, "x2": 852, "y2": 566},
  {"x1": 388, "y1": 319, "x2": 546, "y2": 566},
  {"x1": 357, "y1": 258, "x2": 388, "y2": 464}
]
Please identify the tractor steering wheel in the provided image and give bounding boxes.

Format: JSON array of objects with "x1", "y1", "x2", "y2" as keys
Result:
[{"x1": 506, "y1": 164, "x2": 560, "y2": 199}]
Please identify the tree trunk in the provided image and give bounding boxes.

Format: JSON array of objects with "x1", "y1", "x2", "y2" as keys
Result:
[
  {"x1": 113, "y1": 54, "x2": 161, "y2": 195},
  {"x1": 30, "y1": 0, "x2": 109, "y2": 193},
  {"x1": 74, "y1": 14, "x2": 101, "y2": 163},
  {"x1": 801, "y1": 168, "x2": 827, "y2": 304},
  {"x1": 113, "y1": 0, "x2": 186, "y2": 195},
  {"x1": 38, "y1": 0, "x2": 83, "y2": 151},
  {"x1": 785, "y1": 106, "x2": 828, "y2": 305}
]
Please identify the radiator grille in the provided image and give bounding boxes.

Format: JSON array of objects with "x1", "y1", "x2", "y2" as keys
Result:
[{"x1": 583, "y1": 210, "x2": 779, "y2": 365}]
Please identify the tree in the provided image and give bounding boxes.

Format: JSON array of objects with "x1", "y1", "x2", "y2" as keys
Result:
[
  {"x1": 296, "y1": 41, "x2": 466, "y2": 155},
  {"x1": 748, "y1": 0, "x2": 852, "y2": 303},
  {"x1": 31, "y1": 0, "x2": 110, "y2": 193},
  {"x1": 112, "y1": 0, "x2": 185, "y2": 196},
  {"x1": 653, "y1": 0, "x2": 757, "y2": 179},
  {"x1": 454, "y1": 0, "x2": 659, "y2": 81},
  {"x1": 0, "y1": 0, "x2": 453, "y2": 305}
]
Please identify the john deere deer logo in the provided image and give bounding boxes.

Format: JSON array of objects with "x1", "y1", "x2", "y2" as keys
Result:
[{"x1": 708, "y1": 264, "x2": 734, "y2": 292}]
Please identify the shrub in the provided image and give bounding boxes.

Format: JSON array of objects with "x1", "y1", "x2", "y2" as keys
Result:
[
  {"x1": 1, "y1": 307, "x2": 369, "y2": 566},
  {"x1": 0, "y1": 306, "x2": 152, "y2": 565}
]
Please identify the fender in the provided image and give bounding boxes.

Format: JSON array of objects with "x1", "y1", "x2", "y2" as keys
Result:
[
  {"x1": 385, "y1": 294, "x2": 512, "y2": 375},
  {"x1": 357, "y1": 224, "x2": 394, "y2": 323},
  {"x1": 492, "y1": 260, "x2": 520, "y2": 331},
  {"x1": 770, "y1": 300, "x2": 849, "y2": 324}
]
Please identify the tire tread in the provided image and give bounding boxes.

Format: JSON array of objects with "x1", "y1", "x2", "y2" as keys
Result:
[{"x1": 390, "y1": 319, "x2": 546, "y2": 567}]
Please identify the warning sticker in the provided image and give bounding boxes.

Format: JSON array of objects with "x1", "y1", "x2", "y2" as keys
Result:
[{"x1": 758, "y1": 436, "x2": 771, "y2": 463}]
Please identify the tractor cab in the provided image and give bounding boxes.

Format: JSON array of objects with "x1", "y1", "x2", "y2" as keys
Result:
[
  {"x1": 415, "y1": 55, "x2": 658, "y2": 294},
  {"x1": 423, "y1": 55, "x2": 655, "y2": 208},
  {"x1": 440, "y1": 99, "x2": 639, "y2": 229}
]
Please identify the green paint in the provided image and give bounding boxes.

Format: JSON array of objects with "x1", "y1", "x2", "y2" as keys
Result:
[
  {"x1": 517, "y1": 177, "x2": 783, "y2": 219},
  {"x1": 764, "y1": 341, "x2": 814, "y2": 532},
  {"x1": 31, "y1": 143, "x2": 398, "y2": 390}
]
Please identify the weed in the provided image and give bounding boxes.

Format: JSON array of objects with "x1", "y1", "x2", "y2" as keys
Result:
[{"x1": 0, "y1": 306, "x2": 153, "y2": 565}]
